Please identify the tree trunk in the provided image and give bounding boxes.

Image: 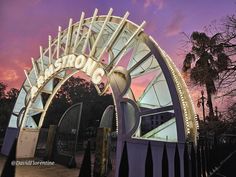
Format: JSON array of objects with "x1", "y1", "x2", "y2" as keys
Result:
[{"x1": 205, "y1": 85, "x2": 214, "y2": 119}]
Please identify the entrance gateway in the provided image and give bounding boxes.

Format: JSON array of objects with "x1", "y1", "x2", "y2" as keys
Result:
[{"x1": 1, "y1": 8, "x2": 198, "y2": 177}]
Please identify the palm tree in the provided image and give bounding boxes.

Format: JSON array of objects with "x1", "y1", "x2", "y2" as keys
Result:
[{"x1": 183, "y1": 32, "x2": 230, "y2": 119}]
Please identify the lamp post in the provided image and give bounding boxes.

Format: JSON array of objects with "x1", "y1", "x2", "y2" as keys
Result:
[{"x1": 197, "y1": 90, "x2": 207, "y2": 122}]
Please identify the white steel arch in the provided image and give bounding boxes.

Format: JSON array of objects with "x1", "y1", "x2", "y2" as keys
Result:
[{"x1": 2, "y1": 8, "x2": 198, "y2": 160}]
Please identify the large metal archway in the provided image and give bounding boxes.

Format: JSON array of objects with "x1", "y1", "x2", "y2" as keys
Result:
[{"x1": 2, "y1": 8, "x2": 198, "y2": 177}]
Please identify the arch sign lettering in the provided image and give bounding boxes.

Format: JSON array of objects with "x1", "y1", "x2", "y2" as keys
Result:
[
  {"x1": 30, "y1": 54, "x2": 106, "y2": 99},
  {"x1": 1, "y1": 8, "x2": 198, "y2": 177}
]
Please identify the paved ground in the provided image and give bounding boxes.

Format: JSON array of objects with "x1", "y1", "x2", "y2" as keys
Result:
[
  {"x1": 2, "y1": 151, "x2": 236, "y2": 177},
  {"x1": 0, "y1": 155, "x2": 79, "y2": 177},
  {"x1": 0, "y1": 151, "x2": 116, "y2": 177}
]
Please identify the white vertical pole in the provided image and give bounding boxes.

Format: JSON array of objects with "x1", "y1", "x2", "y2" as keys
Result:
[
  {"x1": 64, "y1": 18, "x2": 73, "y2": 55},
  {"x1": 110, "y1": 21, "x2": 146, "y2": 67},
  {"x1": 31, "y1": 57, "x2": 38, "y2": 79},
  {"x1": 48, "y1": 35, "x2": 52, "y2": 64},
  {"x1": 24, "y1": 70, "x2": 32, "y2": 87},
  {"x1": 57, "y1": 26, "x2": 62, "y2": 59},
  {"x1": 40, "y1": 46, "x2": 44, "y2": 71},
  {"x1": 97, "y1": 11, "x2": 130, "y2": 61},
  {"x1": 73, "y1": 12, "x2": 85, "y2": 53},
  {"x1": 90, "y1": 8, "x2": 113, "y2": 57},
  {"x1": 82, "y1": 8, "x2": 98, "y2": 54}
]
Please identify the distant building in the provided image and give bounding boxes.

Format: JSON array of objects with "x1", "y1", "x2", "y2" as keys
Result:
[{"x1": 140, "y1": 112, "x2": 174, "y2": 136}]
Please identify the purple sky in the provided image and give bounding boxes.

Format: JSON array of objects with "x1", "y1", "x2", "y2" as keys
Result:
[{"x1": 0, "y1": 0, "x2": 235, "y2": 113}]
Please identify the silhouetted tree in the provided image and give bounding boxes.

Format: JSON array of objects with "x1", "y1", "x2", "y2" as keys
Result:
[
  {"x1": 0, "y1": 82, "x2": 7, "y2": 100},
  {"x1": 6, "y1": 88, "x2": 19, "y2": 101},
  {"x1": 215, "y1": 15, "x2": 236, "y2": 100},
  {"x1": 0, "y1": 83, "x2": 19, "y2": 137},
  {"x1": 226, "y1": 103, "x2": 236, "y2": 125},
  {"x1": 183, "y1": 32, "x2": 230, "y2": 118}
]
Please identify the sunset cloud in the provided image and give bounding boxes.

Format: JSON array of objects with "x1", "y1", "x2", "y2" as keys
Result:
[
  {"x1": 0, "y1": 67, "x2": 22, "y2": 89},
  {"x1": 0, "y1": 0, "x2": 235, "y2": 108},
  {"x1": 0, "y1": 69, "x2": 19, "y2": 82},
  {"x1": 144, "y1": 0, "x2": 165, "y2": 9},
  {"x1": 165, "y1": 11, "x2": 185, "y2": 37},
  {"x1": 132, "y1": 0, "x2": 165, "y2": 10}
]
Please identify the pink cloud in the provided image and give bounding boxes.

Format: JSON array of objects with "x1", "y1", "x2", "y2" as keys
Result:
[
  {"x1": 144, "y1": 0, "x2": 164, "y2": 9},
  {"x1": 132, "y1": 0, "x2": 165, "y2": 10},
  {"x1": 165, "y1": 11, "x2": 185, "y2": 36},
  {"x1": 0, "y1": 65, "x2": 23, "y2": 89},
  {"x1": 0, "y1": 69, "x2": 19, "y2": 82},
  {"x1": 145, "y1": 22, "x2": 158, "y2": 35}
]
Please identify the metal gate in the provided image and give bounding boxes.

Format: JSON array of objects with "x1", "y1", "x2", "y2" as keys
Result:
[{"x1": 54, "y1": 102, "x2": 83, "y2": 167}]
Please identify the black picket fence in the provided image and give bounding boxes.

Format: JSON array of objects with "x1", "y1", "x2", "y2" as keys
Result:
[
  {"x1": 2, "y1": 138, "x2": 236, "y2": 177},
  {"x1": 197, "y1": 138, "x2": 236, "y2": 177},
  {"x1": 117, "y1": 140, "x2": 236, "y2": 177}
]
